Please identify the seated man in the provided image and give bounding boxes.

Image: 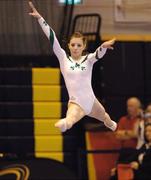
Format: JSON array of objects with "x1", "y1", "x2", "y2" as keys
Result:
[{"x1": 115, "y1": 97, "x2": 142, "y2": 160}]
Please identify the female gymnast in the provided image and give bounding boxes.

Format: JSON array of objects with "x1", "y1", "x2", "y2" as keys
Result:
[{"x1": 29, "y1": 1, "x2": 117, "y2": 132}]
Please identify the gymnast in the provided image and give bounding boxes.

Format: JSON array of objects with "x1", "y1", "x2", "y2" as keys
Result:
[{"x1": 29, "y1": 1, "x2": 117, "y2": 132}]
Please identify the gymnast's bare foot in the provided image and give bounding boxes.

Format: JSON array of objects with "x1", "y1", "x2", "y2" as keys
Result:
[
  {"x1": 55, "y1": 119, "x2": 67, "y2": 132},
  {"x1": 109, "y1": 121, "x2": 117, "y2": 131},
  {"x1": 104, "y1": 120, "x2": 117, "y2": 131}
]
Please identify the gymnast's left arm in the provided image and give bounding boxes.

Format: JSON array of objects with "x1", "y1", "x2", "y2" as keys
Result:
[
  {"x1": 101, "y1": 38, "x2": 116, "y2": 50},
  {"x1": 89, "y1": 38, "x2": 116, "y2": 63}
]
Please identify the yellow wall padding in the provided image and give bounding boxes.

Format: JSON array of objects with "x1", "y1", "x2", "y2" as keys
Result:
[
  {"x1": 32, "y1": 68, "x2": 63, "y2": 163},
  {"x1": 33, "y1": 85, "x2": 60, "y2": 101},
  {"x1": 33, "y1": 102, "x2": 61, "y2": 118},
  {"x1": 86, "y1": 132, "x2": 96, "y2": 180},
  {"x1": 35, "y1": 152, "x2": 63, "y2": 162},
  {"x1": 34, "y1": 119, "x2": 61, "y2": 135},
  {"x1": 35, "y1": 136, "x2": 63, "y2": 152},
  {"x1": 32, "y1": 68, "x2": 60, "y2": 85}
]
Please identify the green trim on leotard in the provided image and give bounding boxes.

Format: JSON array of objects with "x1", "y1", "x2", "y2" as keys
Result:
[{"x1": 49, "y1": 28, "x2": 54, "y2": 46}]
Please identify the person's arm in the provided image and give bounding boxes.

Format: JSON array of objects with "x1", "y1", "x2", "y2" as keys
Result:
[
  {"x1": 130, "y1": 161, "x2": 139, "y2": 170},
  {"x1": 121, "y1": 120, "x2": 138, "y2": 139},
  {"x1": 38, "y1": 17, "x2": 66, "y2": 61},
  {"x1": 28, "y1": 1, "x2": 66, "y2": 62},
  {"x1": 115, "y1": 118, "x2": 130, "y2": 140},
  {"x1": 88, "y1": 38, "x2": 116, "y2": 63},
  {"x1": 116, "y1": 129, "x2": 137, "y2": 140}
]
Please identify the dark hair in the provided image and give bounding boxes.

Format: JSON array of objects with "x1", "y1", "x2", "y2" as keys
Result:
[{"x1": 144, "y1": 123, "x2": 151, "y2": 143}]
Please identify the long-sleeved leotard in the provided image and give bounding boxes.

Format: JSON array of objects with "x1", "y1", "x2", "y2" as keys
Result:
[{"x1": 38, "y1": 17, "x2": 107, "y2": 115}]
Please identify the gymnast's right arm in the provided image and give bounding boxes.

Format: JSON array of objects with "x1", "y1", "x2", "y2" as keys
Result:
[{"x1": 28, "y1": 1, "x2": 66, "y2": 61}]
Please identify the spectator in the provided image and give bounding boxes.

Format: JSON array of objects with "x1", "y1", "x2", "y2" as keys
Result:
[
  {"x1": 111, "y1": 123, "x2": 151, "y2": 180},
  {"x1": 145, "y1": 103, "x2": 151, "y2": 114},
  {"x1": 132, "y1": 123, "x2": 151, "y2": 179},
  {"x1": 144, "y1": 103, "x2": 151, "y2": 124},
  {"x1": 135, "y1": 104, "x2": 151, "y2": 149},
  {"x1": 115, "y1": 97, "x2": 142, "y2": 149},
  {"x1": 134, "y1": 114, "x2": 145, "y2": 150}
]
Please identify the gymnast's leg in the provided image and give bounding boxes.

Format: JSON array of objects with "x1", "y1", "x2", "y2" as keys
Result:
[
  {"x1": 88, "y1": 99, "x2": 117, "y2": 131},
  {"x1": 55, "y1": 102, "x2": 85, "y2": 132}
]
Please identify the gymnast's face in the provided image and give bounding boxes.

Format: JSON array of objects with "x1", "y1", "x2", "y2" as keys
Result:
[{"x1": 68, "y1": 37, "x2": 86, "y2": 60}]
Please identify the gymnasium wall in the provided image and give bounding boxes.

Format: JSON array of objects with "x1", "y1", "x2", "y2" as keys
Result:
[
  {"x1": 0, "y1": 0, "x2": 151, "y2": 56},
  {"x1": 73, "y1": 0, "x2": 151, "y2": 38}
]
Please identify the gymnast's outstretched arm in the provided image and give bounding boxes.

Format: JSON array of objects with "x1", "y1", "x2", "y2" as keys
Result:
[
  {"x1": 28, "y1": 1, "x2": 66, "y2": 62},
  {"x1": 88, "y1": 38, "x2": 116, "y2": 63}
]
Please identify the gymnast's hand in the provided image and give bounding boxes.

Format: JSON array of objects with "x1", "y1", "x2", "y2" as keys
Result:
[
  {"x1": 28, "y1": 1, "x2": 41, "y2": 19},
  {"x1": 101, "y1": 38, "x2": 116, "y2": 50}
]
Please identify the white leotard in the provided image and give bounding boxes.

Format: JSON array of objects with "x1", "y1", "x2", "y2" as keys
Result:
[{"x1": 38, "y1": 17, "x2": 107, "y2": 115}]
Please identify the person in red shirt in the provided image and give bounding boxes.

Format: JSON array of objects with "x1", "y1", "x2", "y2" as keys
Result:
[
  {"x1": 110, "y1": 97, "x2": 142, "y2": 177},
  {"x1": 115, "y1": 97, "x2": 142, "y2": 148}
]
